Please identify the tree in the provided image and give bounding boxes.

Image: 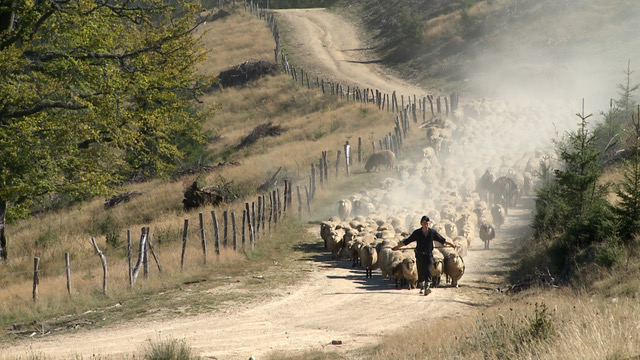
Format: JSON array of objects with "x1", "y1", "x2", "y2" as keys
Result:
[
  {"x1": 614, "y1": 106, "x2": 640, "y2": 244},
  {"x1": 0, "y1": 0, "x2": 215, "y2": 261},
  {"x1": 596, "y1": 61, "x2": 640, "y2": 153},
  {"x1": 533, "y1": 101, "x2": 615, "y2": 278}
]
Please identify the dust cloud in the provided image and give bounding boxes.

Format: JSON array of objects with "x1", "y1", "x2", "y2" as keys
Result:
[{"x1": 323, "y1": 2, "x2": 640, "y2": 232}]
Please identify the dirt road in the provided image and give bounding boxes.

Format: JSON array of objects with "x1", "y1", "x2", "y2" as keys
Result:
[
  {"x1": 275, "y1": 8, "x2": 428, "y2": 96},
  {"x1": 1, "y1": 8, "x2": 532, "y2": 360}
]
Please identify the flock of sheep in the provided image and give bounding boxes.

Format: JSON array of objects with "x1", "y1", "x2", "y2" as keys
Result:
[{"x1": 318, "y1": 97, "x2": 562, "y2": 292}]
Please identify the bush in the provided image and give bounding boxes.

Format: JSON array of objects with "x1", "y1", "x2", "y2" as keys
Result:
[
  {"x1": 34, "y1": 230, "x2": 60, "y2": 249},
  {"x1": 595, "y1": 240, "x2": 625, "y2": 268},
  {"x1": 143, "y1": 337, "x2": 200, "y2": 360}
]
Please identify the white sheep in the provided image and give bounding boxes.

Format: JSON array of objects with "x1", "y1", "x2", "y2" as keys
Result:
[
  {"x1": 444, "y1": 220, "x2": 458, "y2": 239},
  {"x1": 341, "y1": 227, "x2": 358, "y2": 260},
  {"x1": 429, "y1": 248, "x2": 445, "y2": 287},
  {"x1": 479, "y1": 221, "x2": 496, "y2": 250},
  {"x1": 320, "y1": 220, "x2": 339, "y2": 249},
  {"x1": 440, "y1": 247, "x2": 465, "y2": 287},
  {"x1": 491, "y1": 203, "x2": 505, "y2": 230},
  {"x1": 338, "y1": 199, "x2": 352, "y2": 220},
  {"x1": 359, "y1": 244, "x2": 378, "y2": 278},
  {"x1": 376, "y1": 240, "x2": 396, "y2": 279},
  {"x1": 327, "y1": 228, "x2": 345, "y2": 260},
  {"x1": 452, "y1": 235, "x2": 468, "y2": 257},
  {"x1": 400, "y1": 255, "x2": 418, "y2": 290},
  {"x1": 386, "y1": 249, "x2": 405, "y2": 287}
]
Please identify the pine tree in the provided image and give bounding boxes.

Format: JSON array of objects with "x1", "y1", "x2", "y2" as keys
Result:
[{"x1": 614, "y1": 106, "x2": 640, "y2": 244}]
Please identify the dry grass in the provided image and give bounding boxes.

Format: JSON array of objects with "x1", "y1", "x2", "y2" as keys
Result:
[
  {"x1": 422, "y1": 12, "x2": 461, "y2": 42},
  {"x1": 266, "y1": 286, "x2": 640, "y2": 360},
  {"x1": 196, "y1": 9, "x2": 276, "y2": 76}
]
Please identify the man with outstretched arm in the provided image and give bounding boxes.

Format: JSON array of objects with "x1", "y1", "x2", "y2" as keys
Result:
[{"x1": 392, "y1": 215, "x2": 456, "y2": 296}]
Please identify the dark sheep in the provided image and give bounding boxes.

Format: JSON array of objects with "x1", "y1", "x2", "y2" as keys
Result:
[{"x1": 364, "y1": 150, "x2": 396, "y2": 172}]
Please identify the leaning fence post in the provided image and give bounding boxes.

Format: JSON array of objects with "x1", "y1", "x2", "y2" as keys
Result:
[
  {"x1": 132, "y1": 229, "x2": 146, "y2": 283},
  {"x1": 199, "y1": 212, "x2": 207, "y2": 264},
  {"x1": 211, "y1": 210, "x2": 220, "y2": 255},
  {"x1": 143, "y1": 227, "x2": 149, "y2": 279},
  {"x1": 146, "y1": 227, "x2": 162, "y2": 273},
  {"x1": 127, "y1": 229, "x2": 133, "y2": 287},
  {"x1": 180, "y1": 219, "x2": 188, "y2": 270},
  {"x1": 90, "y1": 237, "x2": 107, "y2": 295}
]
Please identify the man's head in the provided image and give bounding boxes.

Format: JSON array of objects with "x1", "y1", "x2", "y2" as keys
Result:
[{"x1": 420, "y1": 215, "x2": 430, "y2": 226}]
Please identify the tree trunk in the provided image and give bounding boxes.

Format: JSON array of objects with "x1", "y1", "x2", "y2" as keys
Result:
[{"x1": 0, "y1": 200, "x2": 7, "y2": 262}]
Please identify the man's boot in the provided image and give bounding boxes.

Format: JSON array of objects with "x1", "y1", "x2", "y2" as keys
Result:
[{"x1": 423, "y1": 281, "x2": 431, "y2": 296}]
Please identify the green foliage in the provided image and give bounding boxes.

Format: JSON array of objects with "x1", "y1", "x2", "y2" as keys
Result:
[
  {"x1": 92, "y1": 215, "x2": 122, "y2": 248},
  {"x1": 0, "y1": 0, "x2": 215, "y2": 259},
  {"x1": 143, "y1": 336, "x2": 200, "y2": 360},
  {"x1": 398, "y1": 5, "x2": 423, "y2": 43},
  {"x1": 595, "y1": 239, "x2": 625, "y2": 268},
  {"x1": 523, "y1": 302, "x2": 555, "y2": 342},
  {"x1": 613, "y1": 106, "x2": 640, "y2": 244},
  {"x1": 35, "y1": 230, "x2": 60, "y2": 249},
  {"x1": 533, "y1": 107, "x2": 618, "y2": 277},
  {"x1": 593, "y1": 62, "x2": 638, "y2": 156}
]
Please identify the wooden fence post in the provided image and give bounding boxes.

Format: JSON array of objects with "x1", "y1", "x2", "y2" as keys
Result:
[
  {"x1": 90, "y1": 237, "x2": 107, "y2": 295},
  {"x1": 199, "y1": 212, "x2": 207, "y2": 263},
  {"x1": 127, "y1": 229, "x2": 132, "y2": 287},
  {"x1": 211, "y1": 210, "x2": 220, "y2": 255},
  {"x1": 33, "y1": 257, "x2": 40, "y2": 302},
  {"x1": 146, "y1": 227, "x2": 162, "y2": 273},
  {"x1": 256, "y1": 196, "x2": 262, "y2": 239},
  {"x1": 259, "y1": 195, "x2": 265, "y2": 236},
  {"x1": 297, "y1": 185, "x2": 302, "y2": 216},
  {"x1": 223, "y1": 210, "x2": 229, "y2": 248},
  {"x1": 252, "y1": 201, "x2": 256, "y2": 239},
  {"x1": 232, "y1": 212, "x2": 237, "y2": 251},
  {"x1": 335, "y1": 150, "x2": 341, "y2": 178},
  {"x1": 246, "y1": 202, "x2": 254, "y2": 246},
  {"x1": 277, "y1": 187, "x2": 282, "y2": 219},
  {"x1": 65, "y1": 252, "x2": 72, "y2": 295},
  {"x1": 132, "y1": 229, "x2": 146, "y2": 282},
  {"x1": 180, "y1": 219, "x2": 188, "y2": 270},
  {"x1": 242, "y1": 209, "x2": 247, "y2": 247},
  {"x1": 304, "y1": 184, "x2": 311, "y2": 215},
  {"x1": 143, "y1": 227, "x2": 149, "y2": 278},
  {"x1": 283, "y1": 180, "x2": 288, "y2": 214},
  {"x1": 310, "y1": 163, "x2": 316, "y2": 199},
  {"x1": 344, "y1": 141, "x2": 351, "y2": 176},
  {"x1": 428, "y1": 95, "x2": 434, "y2": 116},
  {"x1": 272, "y1": 190, "x2": 278, "y2": 225}
]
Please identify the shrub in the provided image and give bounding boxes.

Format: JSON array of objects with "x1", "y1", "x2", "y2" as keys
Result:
[{"x1": 143, "y1": 337, "x2": 200, "y2": 360}]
